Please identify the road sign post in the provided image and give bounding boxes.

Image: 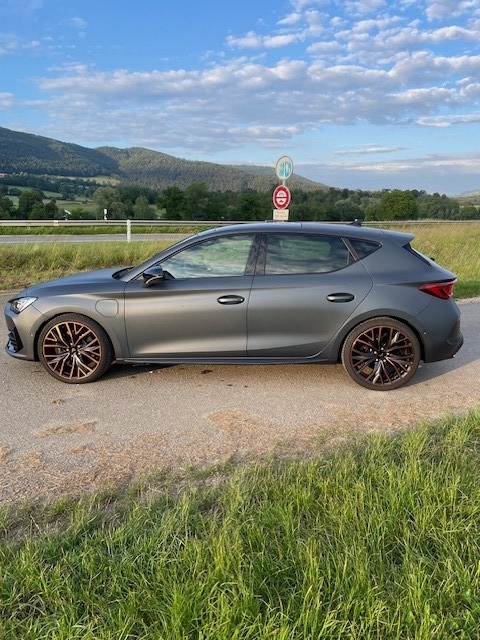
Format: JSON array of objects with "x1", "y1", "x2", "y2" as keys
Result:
[{"x1": 273, "y1": 156, "x2": 294, "y2": 221}]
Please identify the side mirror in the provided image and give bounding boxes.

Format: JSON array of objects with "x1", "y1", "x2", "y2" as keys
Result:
[{"x1": 142, "y1": 266, "x2": 165, "y2": 287}]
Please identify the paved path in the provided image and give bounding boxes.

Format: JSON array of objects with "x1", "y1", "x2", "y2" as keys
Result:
[
  {"x1": 1, "y1": 293, "x2": 479, "y2": 505},
  {"x1": 0, "y1": 233, "x2": 186, "y2": 244}
]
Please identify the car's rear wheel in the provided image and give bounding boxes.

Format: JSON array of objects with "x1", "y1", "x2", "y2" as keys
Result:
[
  {"x1": 38, "y1": 314, "x2": 113, "y2": 383},
  {"x1": 341, "y1": 317, "x2": 420, "y2": 390}
]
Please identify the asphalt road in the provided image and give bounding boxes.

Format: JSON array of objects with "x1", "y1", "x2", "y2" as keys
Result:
[
  {"x1": 1, "y1": 293, "x2": 479, "y2": 504},
  {"x1": 0, "y1": 233, "x2": 186, "y2": 244}
]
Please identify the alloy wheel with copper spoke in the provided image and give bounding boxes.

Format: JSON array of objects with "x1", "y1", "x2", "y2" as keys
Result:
[
  {"x1": 38, "y1": 314, "x2": 113, "y2": 383},
  {"x1": 342, "y1": 318, "x2": 420, "y2": 390}
]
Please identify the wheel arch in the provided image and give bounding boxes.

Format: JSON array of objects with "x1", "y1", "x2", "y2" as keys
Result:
[
  {"x1": 33, "y1": 310, "x2": 119, "y2": 362},
  {"x1": 331, "y1": 311, "x2": 426, "y2": 363}
]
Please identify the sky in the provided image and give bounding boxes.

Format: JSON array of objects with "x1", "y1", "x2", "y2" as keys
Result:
[{"x1": 1, "y1": 0, "x2": 480, "y2": 196}]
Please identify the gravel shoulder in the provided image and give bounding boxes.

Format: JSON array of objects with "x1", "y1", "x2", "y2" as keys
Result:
[{"x1": 1, "y1": 294, "x2": 479, "y2": 506}]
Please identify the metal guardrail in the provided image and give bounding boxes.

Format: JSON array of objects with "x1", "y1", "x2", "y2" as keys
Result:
[
  {"x1": 0, "y1": 220, "x2": 222, "y2": 228},
  {"x1": 0, "y1": 219, "x2": 478, "y2": 228}
]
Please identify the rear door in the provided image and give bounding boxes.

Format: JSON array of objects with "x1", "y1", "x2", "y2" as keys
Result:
[{"x1": 247, "y1": 232, "x2": 373, "y2": 358}]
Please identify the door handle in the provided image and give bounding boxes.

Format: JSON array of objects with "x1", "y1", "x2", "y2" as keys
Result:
[
  {"x1": 326, "y1": 293, "x2": 355, "y2": 303},
  {"x1": 217, "y1": 295, "x2": 245, "y2": 305}
]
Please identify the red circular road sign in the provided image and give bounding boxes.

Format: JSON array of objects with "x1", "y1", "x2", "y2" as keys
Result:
[{"x1": 272, "y1": 185, "x2": 291, "y2": 209}]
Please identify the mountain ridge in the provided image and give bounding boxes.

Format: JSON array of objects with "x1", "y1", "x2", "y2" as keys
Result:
[{"x1": 0, "y1": 126, "x2": 324, "y2": 192}]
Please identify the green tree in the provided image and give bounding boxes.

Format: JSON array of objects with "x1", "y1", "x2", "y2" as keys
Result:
[
  {"x1": 184, "y1": 183, "x2": 211, "y2": 220},
  {"x1": 93, "y1": 187, "x2": 127, "y2": 219},
  {"x1": 332, "y1": 199, "x2": 363, "y2": 221},
  {"x1": 18, "y1": 189, "x2": 44, "y2": 219},
  {"x1": 133, "y1": 196, "x2": 155, "y2": 219},
  {"x1": 417, "y1": 193, "x2": 459, "y2": 219},
  {"x1": 457, "y1": 205, "x2": 480, "y2": 220},
  {"x1": 67, "y1": 206, "x2": 96, "y2": 220},
  {"x1": 0, "y1": 194, "x2": 14, "y2": 219},
  {"x1": 379, "y1": 190, "x2": 419, "y2": 220},
  {"x1": 44, "y1": 200, "x2": 60, "y2": 219},
  {"x1": 157, "y1": 187, "x2": 187, "y2": 220},
  {"x1": 235, "y1": 189, "x2": 270, "y2": 221},
  {"x1": 364, "y1": 199, "x2": 382, "y2": 221},
  {"x1": 28, "y1": 200, "x2": 47, "y2": 219}
]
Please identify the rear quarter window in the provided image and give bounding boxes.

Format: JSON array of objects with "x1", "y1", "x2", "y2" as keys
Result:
[
  {"x1": 347, "y1": 238, "x2": 381, "y2": 260},
  {"x1": 405, "y1": 244, "x2": 438, "y2": 266}
]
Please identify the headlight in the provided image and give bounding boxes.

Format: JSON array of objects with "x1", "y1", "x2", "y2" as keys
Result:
[{"x1": 10, "y1": 297, "x2": 37, "y2": 314}]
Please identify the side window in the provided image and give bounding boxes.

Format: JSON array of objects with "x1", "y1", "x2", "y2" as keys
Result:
[
  {"x1": 265, "y1": 234, "x2": 352, "y2": 275},
  {"x1": 347, "y1": 238, "x2": 381, "y2": 260},
  {"x1": 160, "y1": 234, "x2": 255, "y2": 279}
]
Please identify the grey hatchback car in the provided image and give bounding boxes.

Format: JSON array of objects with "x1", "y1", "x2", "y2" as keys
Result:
[{"x1": 4, "y1": 222, "x2": 463, "y2": 390}]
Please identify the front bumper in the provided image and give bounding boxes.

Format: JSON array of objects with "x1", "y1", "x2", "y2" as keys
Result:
[{"x1": 4, "y1": 301, "x2": 44, "y2": 361}]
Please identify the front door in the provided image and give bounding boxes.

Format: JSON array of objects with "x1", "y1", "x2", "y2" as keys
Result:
[{"x1": 124, "y1": 234, "x2": 257, "y2": 358}]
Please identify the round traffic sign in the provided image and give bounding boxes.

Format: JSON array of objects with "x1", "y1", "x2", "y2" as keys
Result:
[
  {"x1": 275, "y1": 156, "x2": 294, "y2": 181},
  {"x1": 272, "y1": 185, "x2": 291, "y2": 209}
]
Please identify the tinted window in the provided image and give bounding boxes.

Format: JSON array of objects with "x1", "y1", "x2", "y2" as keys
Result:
[
  {"x1": 347, "y1": 238, "x2": 380, "y2": 260},
  {"x1": 160, "y1": 235, "x2": 255, "y2": 278},
  {"x1": 264, "y1": 234, "x2": 352, "y2": 275}
]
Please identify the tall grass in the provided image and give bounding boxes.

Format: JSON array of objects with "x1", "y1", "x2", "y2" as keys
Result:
[
  {"x1": 0, "y1": 241, "x2": 170, "y2": 290},
  {"x1": 1, "y1": 411, "x2": 480, "y2": 639},
  {"x1": 0, "y1": 225, "x2": 204, "y2": 235},
  {"x1": 394, "y1": 222, "x2": 480, "y2": 297},
  {"x1": 0, "y1": 222, "x2": 479, "y2": 296}
]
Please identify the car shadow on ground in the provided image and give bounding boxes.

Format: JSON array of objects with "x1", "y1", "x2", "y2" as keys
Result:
[{"x1": 100, "y1": 353, "x2": 477, "y2": 390}]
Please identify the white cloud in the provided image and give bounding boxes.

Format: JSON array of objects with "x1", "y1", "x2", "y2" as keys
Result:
[
  {"x1": 297, "y1": 153, "x2": 480, "y2": 194},
  {"x1": 417, "y1": 113, "x2": 480, "y2": 126},
  {"x1": 278, "y1": 12, "x2": 303, "y2": 26},
  {"x1": 69, "y1": 17, "x2": 87, "y2": 30},
  {"x1": 333, "y1": 145, "x2": 407, "y2": 156},
  {"x1": 0, "y1": 92, "x2": 15, "y2": 107},
  {"x1": 344, "y1": 0, "x2": 387, "y2": 17},
  {"x1": 425, "y1": 0, "x2": 476, "y2": 21}
]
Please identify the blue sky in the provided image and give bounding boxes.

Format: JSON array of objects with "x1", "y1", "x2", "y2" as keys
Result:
[{"x1": 1, "y1": 0, "x2": 479, "y2": 195}]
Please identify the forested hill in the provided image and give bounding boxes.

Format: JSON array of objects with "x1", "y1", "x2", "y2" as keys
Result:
[
  {"x1": 0, "y1": 127, "x2": 118, "y2": 177},
  {"x1": 0, "y1": 126, "x2": 323, "y2": 192}
]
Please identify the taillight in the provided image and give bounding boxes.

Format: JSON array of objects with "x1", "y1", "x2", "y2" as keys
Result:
[{"x1": 419, "y1": 279, "x2": 457, "y2": 300}]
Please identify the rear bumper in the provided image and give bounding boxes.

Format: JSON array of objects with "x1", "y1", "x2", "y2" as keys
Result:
[
  {"x1": 424, "y1": 317, "x2": 463, "y2": 362},
  {"x1": 417, "y1": 305, "x2": 463, "y2": 363}
]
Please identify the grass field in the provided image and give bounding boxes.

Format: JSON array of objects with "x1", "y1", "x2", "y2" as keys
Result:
[
  {"x1": 0, "y1": 221, "x2": 478, "y2": 297},
  {"x1": 391, "y1": 222, "x2": 480, "y2": 299},
  {"x1": 1, "y1": 410, "x2": 479, "y2": 639}
]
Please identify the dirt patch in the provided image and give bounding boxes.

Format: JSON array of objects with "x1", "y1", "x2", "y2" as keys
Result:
[
  {"x1": 36, "y1": 421, "x2": 97, "y2": 438},
  {"x1": 0, "y1": 446, "x2": 12, "y2": 465}
]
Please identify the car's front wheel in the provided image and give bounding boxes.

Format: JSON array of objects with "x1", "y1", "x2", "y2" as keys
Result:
[
  {"x1": 38, "y1": 314, "x2": 113, "y2": 383},
  {"x1": 341, "y1": 317, "x2": 420, "y2": 390}
]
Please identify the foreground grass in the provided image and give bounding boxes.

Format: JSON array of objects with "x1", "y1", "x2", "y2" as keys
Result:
[{"x1": 1, "y1": 411, "x2": 480, "y2": 639}]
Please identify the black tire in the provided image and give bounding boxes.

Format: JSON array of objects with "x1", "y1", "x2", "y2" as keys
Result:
[
  {"x1": 341, "y1": 317, "x2": 420, "y2": 390},
  {"x1": 38, "y1": 314, "x2": 113, "y2": 383}
]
